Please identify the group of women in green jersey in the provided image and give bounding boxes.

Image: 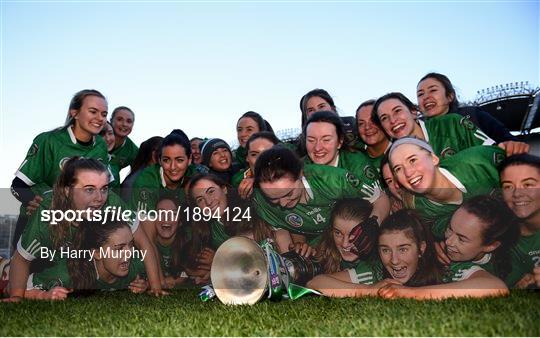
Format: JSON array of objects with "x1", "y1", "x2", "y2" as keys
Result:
[{"x1": 2, "y1": 71, "x2": 539, "y2": 303}]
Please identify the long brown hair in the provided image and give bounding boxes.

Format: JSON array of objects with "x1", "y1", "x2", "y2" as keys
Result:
[
  {"x1": 68, "y1": 220, "x2": 131, "y2": 290},
  {"x1": 49, "y1": 157, "x2": 109, "y2": 250},
  {"x1": 185, "y1": 174, "x2": 247, "y2": 266},
  {"x1": 379, "y1": 209, "x2": 443, "y2": 286},
  {"x1": 315, "y1": 198, "x2": 373, "y2": 274}
]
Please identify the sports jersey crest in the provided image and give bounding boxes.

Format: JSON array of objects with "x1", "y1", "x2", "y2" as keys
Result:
[
  {"x1": 363, "y1": 165, "x2": 377, "y2": 180},
  {"x1": 139, "y1": 189, "x2": 150, "y2": 201},
  {"x1": 459, "y1": 116, "x2": 475, "y2": 130},
  {"x1": 27, "y1": 144, "x2": 38, "y2": 157},
  {"x1": 345, "y1": 172, "x2": 360, "y2": 188},
  {"x1": 285, "y1": 213, "x2": 304, "y2": 228},
  {"x1": 493, "y1": 152, "x2": 505, "y2": 165},
  {"x1": 441, "y1": 147, "x2": 456, "y2": 159}
]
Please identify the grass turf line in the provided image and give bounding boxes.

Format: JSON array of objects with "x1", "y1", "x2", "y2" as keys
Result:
[{"x1": 1, "y1": 289, "x2": 539, "y2": 336}]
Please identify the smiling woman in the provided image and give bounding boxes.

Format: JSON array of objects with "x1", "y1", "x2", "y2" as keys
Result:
[
  {"x1": 109, "y1": 106, "x2": 139, "y2": 184},
  {"x1": 10, "y1": 89, "x2": 111, "y2": 249},
  {"x1": 129, "y1": 129, "x2": 197, "y2": 213},
  {"x1": 387, "y1": 137, "x2": 504, "y2": 239}
]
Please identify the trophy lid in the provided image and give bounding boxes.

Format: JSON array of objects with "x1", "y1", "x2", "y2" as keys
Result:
[{"x1": 210, "y1": 236, "x2": 269, "y2": 305}]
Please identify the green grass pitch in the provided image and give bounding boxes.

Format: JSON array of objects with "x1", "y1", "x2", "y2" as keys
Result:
[{"x1": 1, "y1": 289, "x2": 539, "y2": 336}]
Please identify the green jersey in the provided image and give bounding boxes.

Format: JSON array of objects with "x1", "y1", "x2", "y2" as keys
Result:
[
  {"x1": 210, "y1": 220, "x2": 231, "y2": 250},
  {"x1": 129, "y1": 163, "x2": 196, "y2": 212},
  {"x1": 412, "y1": 146, "x2": 504, "y2": 239},
  {"x1": 156, "y1": 241, "x2": 173, "y2": 276},
  {"x1": 15, "y1": 126, "x2": 109, "y2": 195},
  {"x1": 420, "y1": 113, "x2": 494, "y2": 159},
  {"x1": 29, "y1": 257, "x2": 146, "y2": 292},
  {"x1": 253, "y1": 164, "x2": 382, "y2": 241},
  {"x1": 303, "y1": 150, "x2": 381, "y2": 185},
  {"x1": 347, "y1": 259, "x2": 384, "y2": 285},
  {"x1": 231, "y1": 168, "x2": 251, "y2": 188},
  {"x1": 95, "y1": 257, "x2": 146, "y2": 291},
  {"x1": 505, "y1": 230, "x2": 540, "y2": 287},
  {"x1": 108, "y1": 155, "x2": 121, "y2": 188},
  {"x1": 28, "y1": 259, "x2": 72, "y2": 291},
  {"x1": 443, "y1": 253, "x2": 495, "y2": 283},
  {"x1": 233, "y1": 146, "x2": 247, "y2": 169},
  {"x1": 18, "y1": 191, "x2": 138, "y2": 262},
  {"x1": 110, "y1": 136, "x2": 138, "y2": 170}
]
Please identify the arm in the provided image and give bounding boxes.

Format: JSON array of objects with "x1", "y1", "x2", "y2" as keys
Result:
[
  {"x1": 140, "y1": 219, "x2": 166, "y2": 286},
  {"x1": 132, "y1": 227, "x2": 167, "y2": 296},
  {"x1": 24, "y1": 286, "x2": 71, "y2": 301},
  {"x1": 370, "y1": 192, "x2": 390, "y2": 224},
  {"x1": 7, "y1": 251, "x2": 31, "y2": 299},
  {"x1": 378, "y1": 270, "x2": 508, "y2": 300},
  {"x1": 274, "y1": 228, "x2": 294, "y2": 254},
  {"x1": 307, "y1": 270, "x2": 379, "y2": 298}
]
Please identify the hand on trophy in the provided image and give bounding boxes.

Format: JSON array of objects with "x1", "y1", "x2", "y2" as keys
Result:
[{"x1": 289, "y1": 242, "x2": 316, "y2": 258}]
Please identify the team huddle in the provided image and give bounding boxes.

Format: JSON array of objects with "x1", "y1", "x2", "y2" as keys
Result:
[{"x1": 1, "y1": 72, "x2": 539, "y2": 302}]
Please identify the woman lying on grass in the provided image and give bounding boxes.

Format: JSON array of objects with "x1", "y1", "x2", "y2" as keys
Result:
[
  {"x1": 5, "y1": 157, "x2": 162, "y2": 301},
  {"x1": 307, "y1": 201, "x2": 443, "y2": 297},
  {"x1": 3, "y1": 219, "x2": 148, "y2": 301},
  {"x1": 378, "y1": 194, "x2": 518, "y2": 299},
  {"x1": 148, "y1": 197, "x2": 189, "y2": 289}
]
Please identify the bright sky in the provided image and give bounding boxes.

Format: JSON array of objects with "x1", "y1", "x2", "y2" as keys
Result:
[{"x1": 0, "y1": 0, "x2": 538, "y2": 213}]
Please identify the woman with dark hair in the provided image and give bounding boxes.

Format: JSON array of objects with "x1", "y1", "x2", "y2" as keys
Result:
[
  {"x1": 416, "y1": 72, "x2": 518, "y2": 144},
  {"x1": 184, "y1": 173, "x2": 276, "y2": 284},
  {"x1": 380, "y1": 155, "x2": 404, "y2": 214},
  {"x1": 199, "y1": 138, "x2": 237, "y2": 184},
  {"x1": 304, "y1": 111, "x2": 381, "y2": 186},
  {"x1": 372, "y1": 92, "x2": 498, "y2": 159},
  {"x1": 232, "y1": 131, "x2": 280, "y2": 199},
  {"x1": 120, "y1": 136, "x2": 163, "y2": 202},
  {"x1": 109, "y1": 106, "x2": 138, "y2": 176},
  {"x1": 499, "y1": 154, "x2": 540, "y2": 288},
  {"x1": 378, "y1": 195, "x2": 517, "y2": 299},
  {"x1": 190, "y1": 137, "x2": 204, "y2": 165},
  {"x1": 356, "y1": 99, "x2": 390, "y2": 170},
  {"x1": 234, "y1": 111, "x2": 273, "y2": 168},
  {"x1": 307, "y1": 208, "x2": 443, "y2": 297},
  {"x1": 129, "y1": 129, "x2": 196, "y2": 213},
  {"x1": 6, "y1": 158, "x2": 164, "y2": 300},
  {"x1": 11, "y1": 89, "x2": 110, "y2": 248},
  {"x1": 299, "y1": 88, "x2": 338, "y2": 128},
  {"x1": 147, "y1": 197, "x2": 190, "y2": 289},
  {"x1": 253, "y1": 146, "x2": 389, "y2": 246}
]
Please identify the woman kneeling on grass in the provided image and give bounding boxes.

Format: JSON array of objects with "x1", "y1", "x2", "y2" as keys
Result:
[
  {"x1": 378, "y1": 194, "x2": 518, "y2": 300},
  {"x1": 307, "y1": 206, "x2": 442, "y2": 297}
]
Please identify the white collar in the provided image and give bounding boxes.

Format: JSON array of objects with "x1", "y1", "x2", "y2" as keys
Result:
[
  {"x1": 93, "y1": 259, "x2": 100, "y2": 280},
  {"x1": 439, "y1": 168, "x2": 467, "y2": 194},
  {"x1": 68, "y1": 125, "x2": 95, "y2": 145},
  {"x1": 473, "y1": 253, "x2": 492, "y2": 265},
  {"x1": 330, "y1": 153, "x2": 340, "y2": 168},
  {"x1": 301, "y1": 176, "x2": 314, "y2": 201},
  {"x1": 418, "y1": 119, "x2": 429, "y2": 142},
  {"x1": 159, "y1": 167, "x2": 167, "y2": 188}
]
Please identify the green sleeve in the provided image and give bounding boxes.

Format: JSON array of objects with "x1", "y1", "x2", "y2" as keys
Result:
[
  {"x1": 17, "y1": 208, "x2": 51, "y2": 261},
  {"x1": 348, "y1": 259, "x2": 383, "y2": 285},
  {"x1": 129, "y1": 166, "x2": 159, "y2": 213},
  {"x1": 30, "y1": 260, "x2": 72, "y2": 290},
  {"x1": 15, "y1": 132, "x2": 52, "y2": 187}
]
